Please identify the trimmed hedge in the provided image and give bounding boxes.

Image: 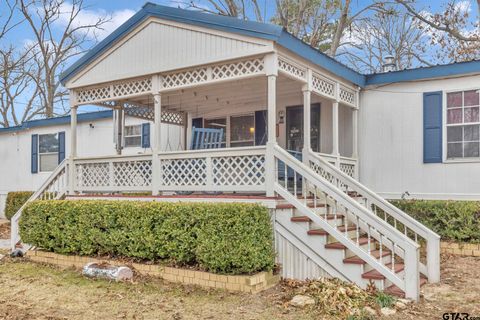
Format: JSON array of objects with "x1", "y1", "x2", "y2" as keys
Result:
[
  {"x1": 19, "y1": 200, "x2": 275, "y2": 274},
  {"x1": 391, "y1": 199, "x2": 480, "y2": 243},
  {"x1": 5, "y1": 191, "x2": 34, "y2": 220}
]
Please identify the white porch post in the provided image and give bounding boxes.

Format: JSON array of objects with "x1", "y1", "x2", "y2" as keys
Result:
[
  {"x1": 302, "y1": 69, "x2": 312, "y2": 165},
  {"x1": 152, "y1": 92, "x2": 162, "y2": 195},
  {"x1": 265, "y1": 53, "x2": 278, "y2": 197},
  {"x1": 114, "y1": 105, "x2": 124, "y2": 155},
  {"x1": 186, "y1": 112, "x2": 192, "y2": 150},
  {"x1": 332, "y1": 83, "x2": 340, "y2": 167},
  {"x1": 352, "y1": 107, "x2": 359, "y2": 179},
  {"x1": 68, "y1": 91, "x2": 77, "y2": 195}
]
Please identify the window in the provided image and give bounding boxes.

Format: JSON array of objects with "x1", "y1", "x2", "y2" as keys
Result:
[
  {"x1": 446, "y1": 90, "x2": 480, "y2": 159},
  {"x1": 39, "y1": 133, "x2": 59, "y2": 172},
  {"x1": 230, "y1": 114, "x2": 254, "y2": 147},
  {"x1": 124, "y1": 125, "x2": 142, "y2": 147},
  {"x1": 205, "y1": 118, "x2": 227, "y2": 147}
]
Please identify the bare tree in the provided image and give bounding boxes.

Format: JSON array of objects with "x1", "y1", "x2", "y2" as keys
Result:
[
  {"x1": 19, "y1": 0, "x2": 110, "y2": 118},
  {"x1": 396, "y1": 0, "x2": 480, "y2": 62},
  {"x1": 0, "y1": 0, "x2": 22, "y2": 41},
  {"x1": 0, "y1": 46, "x2": 41, "y2": 127},
  {"x1": 340, "y1": 8, "x2": 431, "y2": 73},
  {"x1": 188, "y1": 0, "x2": 264, "y2": 21}
]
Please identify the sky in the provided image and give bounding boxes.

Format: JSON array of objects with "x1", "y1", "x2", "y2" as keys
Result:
[{"x1": 0, "y1": 0, "x2": 478, "y2": 120}]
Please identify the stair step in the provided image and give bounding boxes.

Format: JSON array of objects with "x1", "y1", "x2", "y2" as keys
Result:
[
  {"x1": 307, "y1": 225, "x2": 356, "y2": 236},
  {"x1": 291, "y1": 214, "x2": 343, "y2": 223},
  {"x1": 362, "y1": 263, "x2": 404, "y2": 280},
  {"x1": 324, "y1": 237, "x2": 371, "y2": 249},
  {"x1": 343, "y1": 249, "x2": 391, "y2": 264},
  {"x1": 384, "y1": 277, "x2": 428, "y2": 298},
  {"x1": 276, "y1": 203, "x2": 326, "y2": 209}
]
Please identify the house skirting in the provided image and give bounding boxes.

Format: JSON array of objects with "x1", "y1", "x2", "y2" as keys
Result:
[{"x1": 26, "y1": 250, "x2": 279, "y2": 293}]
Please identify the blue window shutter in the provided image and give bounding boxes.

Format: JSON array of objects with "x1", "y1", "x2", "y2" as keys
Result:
[
  {"x1": 31, "y1": 134, "x2": 38, "y2": 173},
  {"x1": 192, "y1": 117, "x2": 203, "y2": 128},
  {"x1": 58, "y1": 131, "x2": 65, "y2": 163},
  {"x1": 255, "y1": 110, "x2": 267, "y2": 145},
  {"x1": 423, "y1": 91, "x2": 443, "y2": 163},
  {"x1": 142, "y1": 123, "x2": 150, "y2": 148}
]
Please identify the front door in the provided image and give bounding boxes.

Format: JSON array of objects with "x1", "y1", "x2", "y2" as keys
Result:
[{"x1": 286, "y1": 104, "x2": 320, "y2": 152}]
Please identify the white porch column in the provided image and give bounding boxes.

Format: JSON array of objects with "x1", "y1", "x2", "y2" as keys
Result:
[
  {"x1": 186, "y1": 112, "x2": 192, "y2": 150},
  {"x1": 68, "y1": 92, "x2": 77, "y2": 195},
  {"x1": 332, "y1": 83, "x2": 340, "y2": 167},
  {"x1": 302, "y1": 69, "x2": 312, "y2": 165},
  {"x1": 152, "y1": 92, "x2": 162, "y2": 195},
  {"x1": 265, "y1": 53, "x2": 278, "y2": 197},
  {"x1": 114, "y1": 105, "x2": 124, "y2": 155}
]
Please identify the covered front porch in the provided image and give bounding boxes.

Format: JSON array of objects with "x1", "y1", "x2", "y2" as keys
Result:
[{"x1": 67, "y1": 53, "x2": 359, "y2": 196}]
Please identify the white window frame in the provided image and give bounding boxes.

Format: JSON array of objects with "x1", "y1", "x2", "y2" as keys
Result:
[
  {"x1": 38, "y1": 133, "x2": 59, "y2": 173},
  {"x1": 123, "y1": 124, "x2": 142, "y2": 148},
  {"x1": 230, "y1": 113, "x2": 255, "y2": 147},
  {"x1": 204, "y1": 113, "x2": 256, "y2": 148},
  {"x1": 443, "y1": 87, "x2": 480, "y2": 163}
]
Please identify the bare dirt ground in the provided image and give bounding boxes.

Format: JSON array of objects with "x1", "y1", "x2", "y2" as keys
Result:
[
  {"x1": 0, "y1": 220, "x2": 10, "y2": 239},
  {"x1": 0, "y1": 252, "x2": 478, "y2": 320}
]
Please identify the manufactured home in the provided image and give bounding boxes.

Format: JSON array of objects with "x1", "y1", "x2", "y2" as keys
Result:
[{"x1": 8, "y1": 2, "x2": 480, "y2": 300}]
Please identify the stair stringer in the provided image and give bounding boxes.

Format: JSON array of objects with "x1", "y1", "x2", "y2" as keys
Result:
[{"x1": 275, "y1": 210, "x2": 353, "y2": 283}]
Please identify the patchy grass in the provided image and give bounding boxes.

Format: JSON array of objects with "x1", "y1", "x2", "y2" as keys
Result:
[{"x1": 0, "y1": 258, "x2": 313, "y2": 320}]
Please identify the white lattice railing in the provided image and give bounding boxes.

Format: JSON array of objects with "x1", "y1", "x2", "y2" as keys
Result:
[
  {"x1": 339, "y1": 85, "x2": 356, "y2": 107},
  {"x1": 158, "y1": 146, "x2": 266, "y2": 192},
  {"x1": 272, "y1": 145, "x2": 422, "y2": 300},
  {"x1": 10, "y1": 160, "x2": 69, "y2": 251},
  {"x1": 314, "y1": 152, "x2": 357, "y2": 179},
  {"x1": 278, "y1": 56, "x2": 307, "y2": 81},
  {"x1": 307, "y1": 151, "x2": 440, "y2": 284},
  {"x1": 72, "y1": 147, "x2": 266, "y2": 193},
  {"x1": 74, "y1": 154, "x2": 153, "y2": 192}
]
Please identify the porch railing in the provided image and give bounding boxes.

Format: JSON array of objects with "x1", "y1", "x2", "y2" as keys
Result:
[
  {"x1": 316, "y1": 152, "x2": 358, "y2": 179},
  {"x1": 73, "y1": 146, "x2": 266, "y2": 194}
]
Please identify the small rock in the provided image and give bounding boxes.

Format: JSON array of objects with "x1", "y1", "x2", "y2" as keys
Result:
[
  {"x1": 397, "y1": 298, "x2": 412, "y2": 304},
  {"x1": 381, "y1": 307, "x2": 397, "y2": 316},
  {"x1": 289, "y1": 295, "x2": 315, "y2": 308},
  {"x1": 363, "y1": 306, "x2": 377, "y2": 316},
  {"x1": 0, "y1": 254, "x2": 4, "y2": 260},
  {"x1": 395, "y1": 301, "x2": 407, "y2": 310},
  {"x1": 10, "y1": 249, "x2": 23, "y2": 258},
  {"x1": 82, "y1": 262, "x2": 133, "y2": 281}
]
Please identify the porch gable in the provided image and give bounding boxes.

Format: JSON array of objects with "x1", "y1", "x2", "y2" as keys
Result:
[{"x1": 66, "y1": 17, "x2": 272, "y2": 88}]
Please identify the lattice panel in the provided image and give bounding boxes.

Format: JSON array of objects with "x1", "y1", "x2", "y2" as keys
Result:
[
  {"x1": 212, "y1": 58, "x2": 264, "y2": 80},
  {"x1": 161, "y1": 111, "x2": 184, "y2": 126},
  {"x1": 76, "y1": 85, "x2": 110, "y2": 104},
  {"x1": 340, "y1": 163, "x2": 355, "y2": 178},
  {"x1": 309, "y1": 161, "x2": 335, "y2": 184},
  {"x1": 339, "y1": 87, "x2": 356, "y2": 106},
  {"x1": 213, "y1": 155, "x2": 265, "y2": 186},
  {"x1": 113, "y1": 160, "x2": 152, "y2": 187},
  {"x1": 124, "y1": 103, "x2": 154, "y2": 120},
  {"x1": 113, "y1": 77, "x2": 152, "y2": 97},
  {"x1": 75, "y1": 163, "x2": 110, "y2": 187},
  {"x1": 278, "y1": 58, "x2": 306, "y2": 80},
  {"x1": 312, "y1": 73, "x2": 335, "y2": 98},
  {"x1": 163, "y1": 68, "x2": 208, "y2": 89},
  {"x1": 161, "y1": 158, "x2": 207, "y2": 186}
]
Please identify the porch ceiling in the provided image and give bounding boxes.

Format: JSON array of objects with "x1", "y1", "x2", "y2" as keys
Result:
[{"x1": 122, "y1": 74, "x2": 303, "y2": 118}]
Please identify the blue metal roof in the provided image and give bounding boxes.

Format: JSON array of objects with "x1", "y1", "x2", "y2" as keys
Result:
[
  {"x1": 59, "y1": 2, "x2": 480, "y2": 88},
  {"x1": 0, "y1": 110, "x2": 113, "y2": 134}
]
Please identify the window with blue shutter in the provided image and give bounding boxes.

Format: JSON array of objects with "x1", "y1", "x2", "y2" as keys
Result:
[
  {"x1": 58, "y1": 131, "x2": 65, "y2": 163},
  {"x1": 141, "y1": 123, "x2": 150, "y2": 148},
  {"x1": 254, "y1": 110, "x2": 267, "y2": 145},
  {"x1": 31, "y1": 134, "x2": 38, "y2": 173},
  {"x1": 423, "y1": 91, "x2": 443, "y2": 163}
]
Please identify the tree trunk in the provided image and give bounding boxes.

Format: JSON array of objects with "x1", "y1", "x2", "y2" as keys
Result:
[{"x1": 329, "y1": 0, "x2": 351, "y2": 57}]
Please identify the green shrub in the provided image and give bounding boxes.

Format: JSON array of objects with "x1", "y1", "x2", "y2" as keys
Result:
[
  {"x1": 19, "y1": 200, "x2": 275, "y2": 274},
  {"x1": 374, "y1": 292, "x2": 395, "y2": 308},
  {"x1": 391, "y1": 199, "x2": 480, "y2": 243},
  {"x1": 5, "y1": 191, "x2": 34, "y2": 220}
]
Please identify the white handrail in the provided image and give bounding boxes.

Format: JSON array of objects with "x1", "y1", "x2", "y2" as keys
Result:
[
  {"x1": 308, "y1": 151, "x2": 440, "y2": 283},
  {"x1": 10, "y1": 160, "x2": 68, "y2": 251},
  {"x1": 272, "y1": 145, "x2": 420, "y2": 299}
]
